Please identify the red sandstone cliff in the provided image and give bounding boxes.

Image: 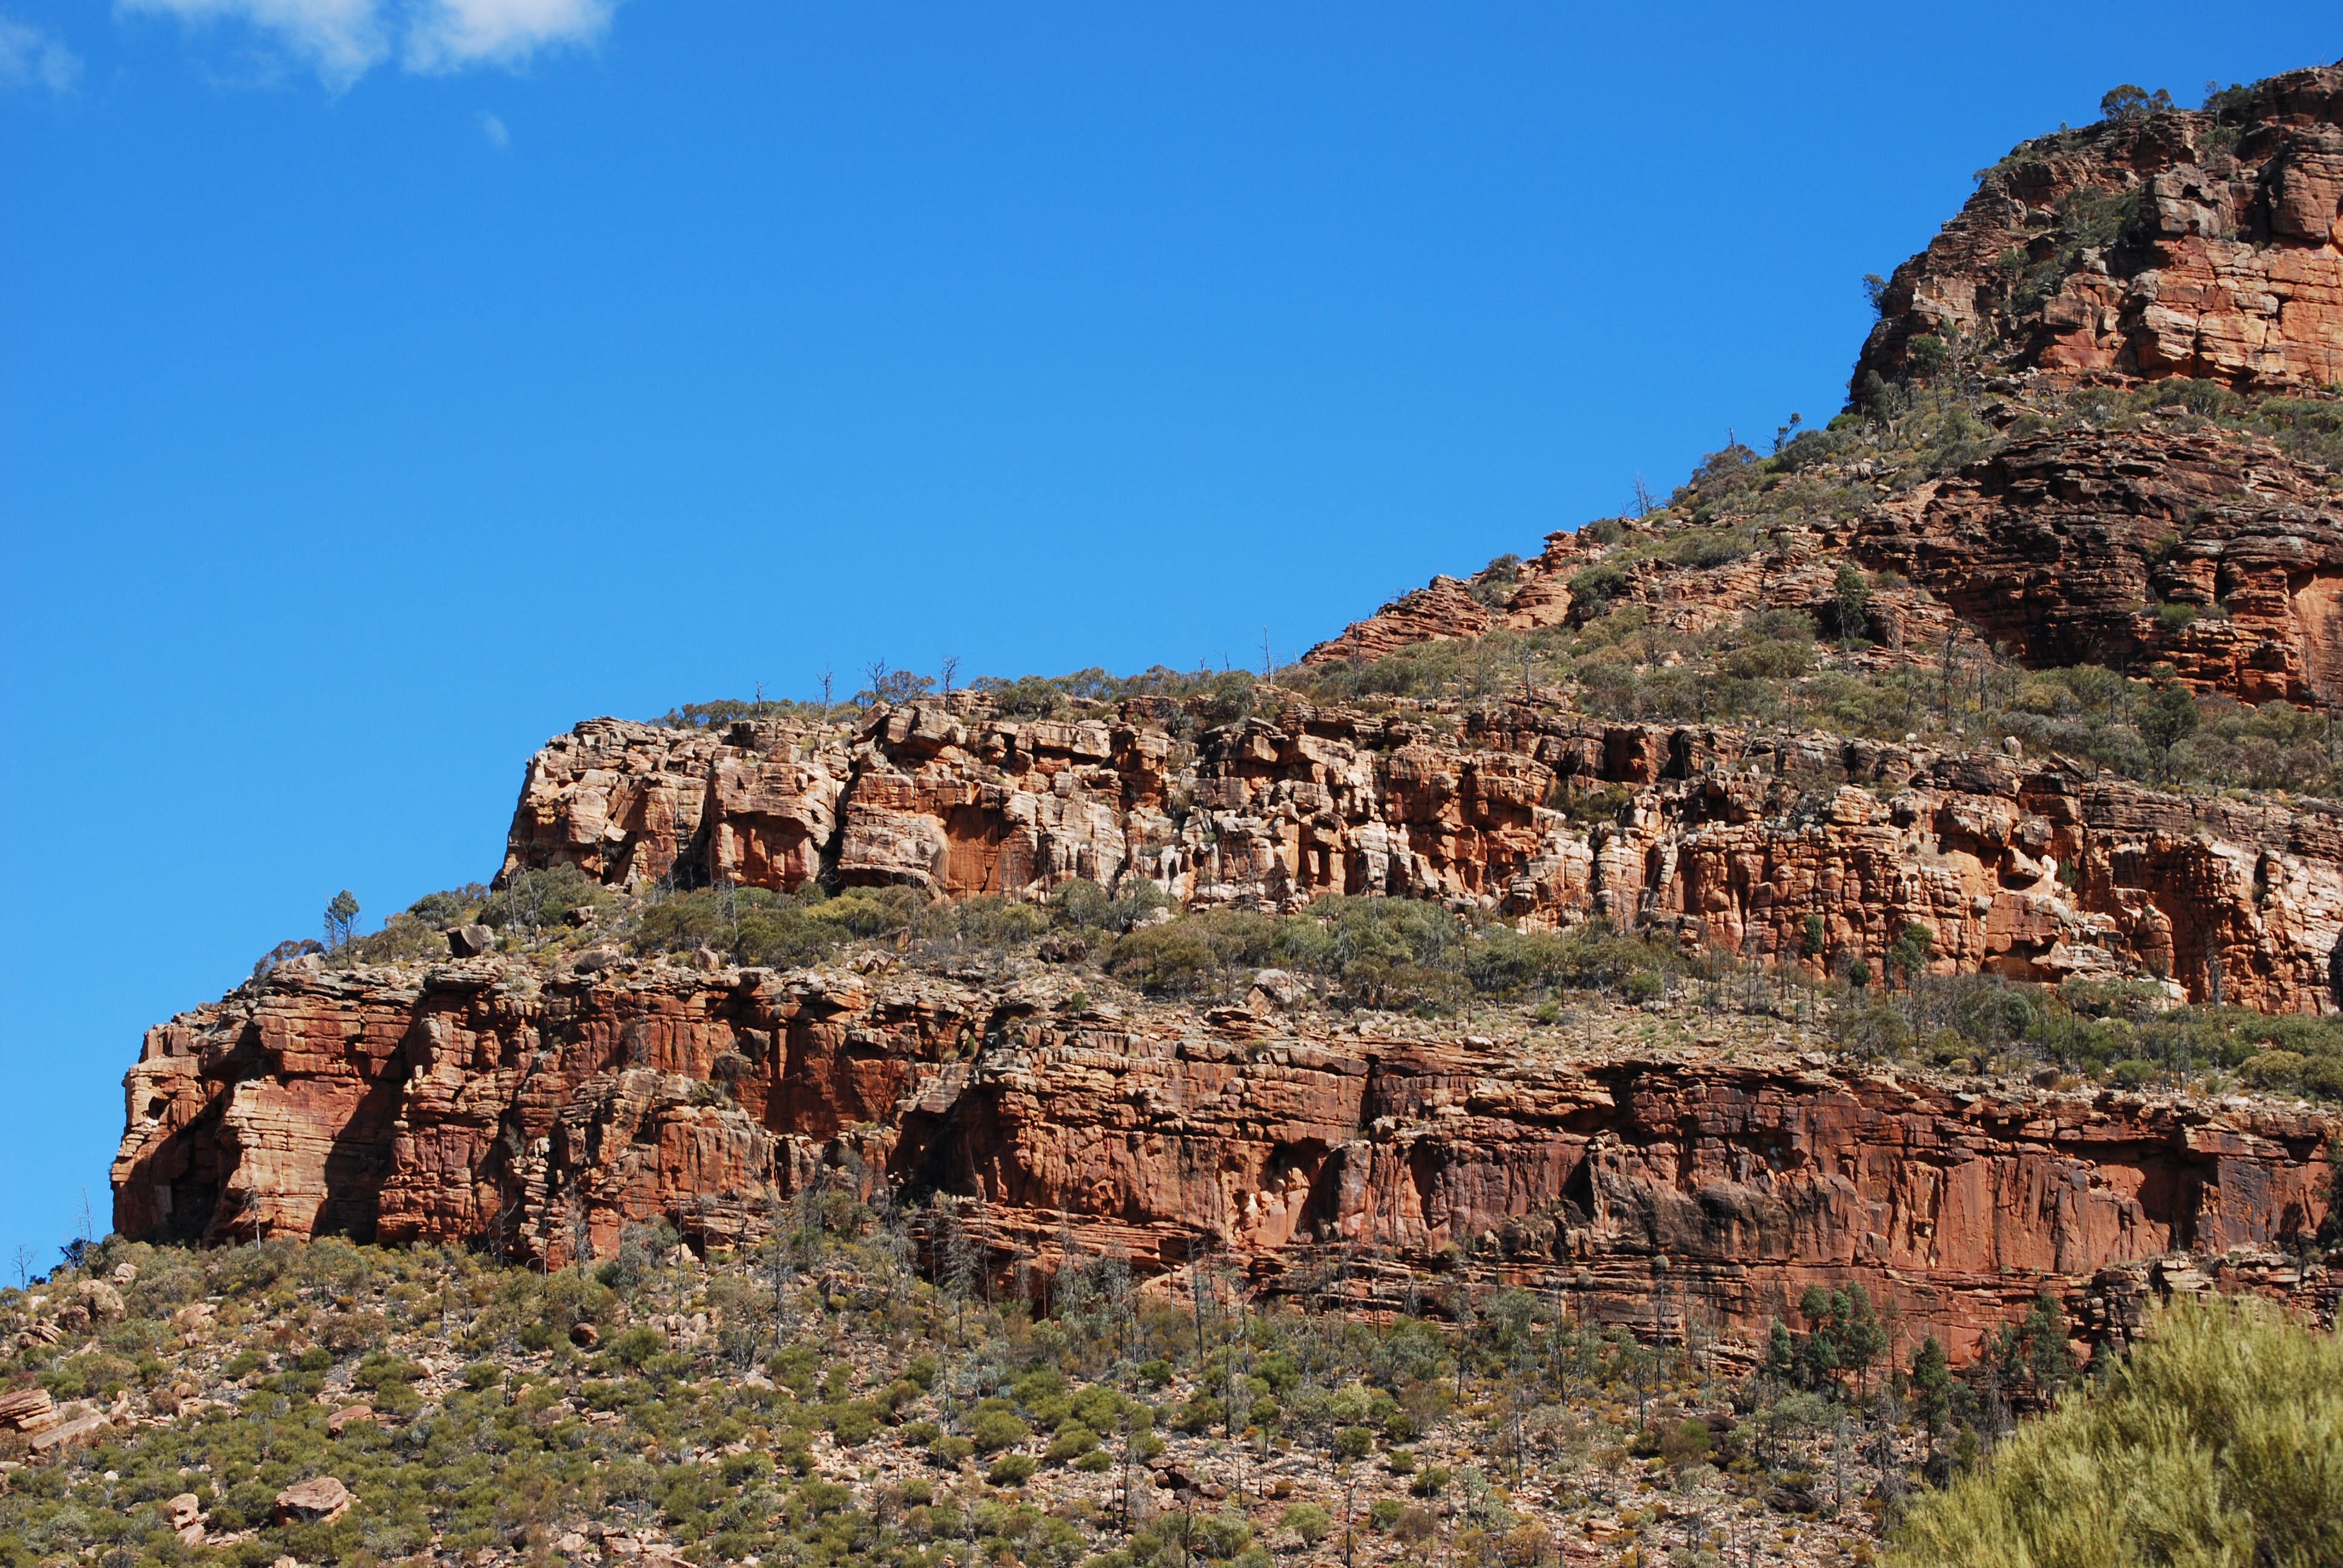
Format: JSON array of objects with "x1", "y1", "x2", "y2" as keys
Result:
[
  {"x1": 1856, "y1": 67, "x2": 2343, "y2": 395},
  {"x1": 1303, "y1": 70, "x2": 2343, "y2": 701},
  {"x1": 500, "y1": 705, "x2": 2343, "y2": 1014},
  {"x1": 110, "y1": 65, "x2": 2343, "y2": 1370},
  {"x1": 111, "y1": 953, "x2": 2335, "y2": 1364}
]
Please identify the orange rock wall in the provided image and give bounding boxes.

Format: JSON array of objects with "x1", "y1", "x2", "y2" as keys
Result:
[
  {"x1": 111, "y1": 961, "x2": 2336, "y2": 1363},
  {"x1": 504, "y1": 706, "x2": 2343, "y2": 1013},
  {"x1": 1858, "y1": 67, "x2": 2343, "y2": 393}
]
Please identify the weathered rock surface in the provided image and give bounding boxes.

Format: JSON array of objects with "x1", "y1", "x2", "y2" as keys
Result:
[
  {"x1": 0, "y1": 1387, "x2": 53, "y2": 1430},
  {"x1": 1299, "y1": 422, "x2": 2343, "y2": 711},
  {"x1": 1855, "y1": 428, "x2": 2343, "y2": 703},
  {"x1": 1858, "y1": 67, "x2": 2343, "y2": 393},
  {"x1": 1292, "y1": 73, "x2": 2343, "y2": 701},
  {"x1": 111, "y1": 953, "x2": 2336, "y2": 1364},
  {"x1": 274, "y1": 1476, "x2": 353, "y2": 1526},
  {"x1": 497, "y1": 704, "x2": 2343, "y2": 1012},
  {"x1": 1304, "y1": 532, "x2": 1595, "y2": 667},
  {"x1": 108, "y1": 67, "x2": 2343, "y2": 1379}
]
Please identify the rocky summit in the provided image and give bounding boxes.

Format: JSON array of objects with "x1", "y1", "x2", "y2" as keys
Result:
[{"x1": 110, "y1": 71, "x2": 2343, "y2": 1381}]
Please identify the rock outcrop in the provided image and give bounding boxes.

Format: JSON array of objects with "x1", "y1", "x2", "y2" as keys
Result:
[
  {"x1": 111, "y1": 953, "x2": 2336, "y2": 1364},
  {"x1": 1299, "y1": 418, "x2": 2343, "y2": 713},
  {"x1": 1855, "y1": 427, "x2": 2343, "y2": 703},
  {"x1": 1858, "y1": 67, "x2": 2343, "y2": 393},
  {"x1": 500, "y1": 705, "x2": 2343, "y2": 1013},
  {"x1": 110, "y1": 63, "x2": 2343, "y2": 1377},
  {"x1": 1303, "y1": 532, "x2": 1597, "y2": 667}
]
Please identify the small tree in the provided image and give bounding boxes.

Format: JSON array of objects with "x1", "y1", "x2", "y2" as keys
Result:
[
  {"x1": 1831, "y1": 563, "x2": 1872, "y2": 645},
  {"x1": 324, "y1": 889, "x2": 361, "y2": 950},
  {"x1": 2099, "y1": 84, "x2": 2172, "y2": 120},
  {"x1": 1889, "y1": 923, "x2": 1936, "y2": 991},
  {"x1": 1912, "y1": 1334, "x2": 1953, "y2": 1436},
  {"x1": 2139, "y1": 678, "x2": 2200, "y2": 779},
  {"x1": 1765, "y1": 1319, "x2": 1796, "y2": 1385}
]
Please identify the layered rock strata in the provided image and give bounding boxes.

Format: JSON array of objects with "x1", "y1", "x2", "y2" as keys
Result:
[
  {"x1": 504, "y1": 707, "x2": 2343, "y2": 1013},
  {"x1": 1303, "y1": 533, "x2": 1596, "y2": 667},
  {"x1": 111, "y1": 956, "x2": 2337, "y2": 1364},
  {"x1": 1303, "y1": 423, "x2": 2343, "y2": 709},
  {"x1": 1853, "y1": 428, "x2": 2343, "y2": 703},
  {"x1": 1858, "y1": 67, "x2": 2343, "y2": 393}
]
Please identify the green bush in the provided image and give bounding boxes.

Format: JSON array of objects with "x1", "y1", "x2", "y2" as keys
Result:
[
  {"x1": 971, "y1": 1410, "x2": 1031, "y2": 1452},
  {"x1": 1044, "y1": 1424, "x2": 1098, "y2": 1463},
  {"x1": 1889, "y1": 1298, "x2": 2343, "y2": 1567},
  {"x1": 987, "y1": 1454, "x2": 1038, "y2": 1487},
  {"x1": 1279, "y1": 1503, "x2": 1331, "y2": 1543},
  {"x1": 481, "y1": 863, "x2": 606, "y2": 935}
]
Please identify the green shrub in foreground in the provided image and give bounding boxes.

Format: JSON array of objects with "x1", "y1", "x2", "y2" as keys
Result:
[{"x1": 1888, "y1": 1296, "x2": 2343, "y2": 1568}]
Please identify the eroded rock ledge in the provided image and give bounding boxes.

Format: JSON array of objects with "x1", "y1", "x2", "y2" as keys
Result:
[
  {"x1": 112, "y1": 954, "x2": 2336, "y2": 1364},
  {"x1": 503, "y1": 706, "x2": 2343, "y2": 1012}
]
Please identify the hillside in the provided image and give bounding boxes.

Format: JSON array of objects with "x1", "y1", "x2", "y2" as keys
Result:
[{"x1": 24, "y1": 62, "x2": 2343, "y2": 1568}]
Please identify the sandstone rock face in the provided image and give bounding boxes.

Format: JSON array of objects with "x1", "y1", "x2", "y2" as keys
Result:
[
  {"x1": 1304, "y1": 532, "x2": 1594, "y2": 666},
  {"x1": 499, "y1": 705, "x2": 2343, "y2": 1013},
  {"x1": 500, "y1": 719, "x2": 848, "y2": 893},
  {"x1": 0, "y1": 1387, "x2": 54, "y2": 1430},
  {"x1": 1856, "y1": 429, "x2": 2343, "y2": 704},
  {"x1": 1306, "y1": 576, "x2": 1499, "y2": 665},
  {"x1": 111, "y1": 953, "x2": 2336, "y2": 1365},
  {"x1": 1856, "y1": 68, "x2": 2343, "y2": 393},
  {"x1": 1296, "y1": 427, "x2": 2343, "y2": 713}
]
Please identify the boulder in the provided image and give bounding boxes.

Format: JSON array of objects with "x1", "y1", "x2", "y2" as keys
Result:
[
  {"x1": 76, "y1": 1279, "x2": 126, "y2": 1322},
  {"x1": 162, "y1": 1492, "x2": 207, "y2": 1543},
  {"x1": 274, "y1": 1475, "x2": 354, "y2": 1526},
  {"x1": 29, "y1": 1410, "x2": 108, "y2": 1452},
  {"x1": 327, "y1": 1403, "x2": 374, "y2": 1436},
  {"x1": 1247, "y1": 969, "x2": 1309, "y2": 1012},
  {"x1": 444, "y1": 923, "x2": 497, "y2": 959},
  {"x1": 0, "y1": 1388, "x2": 53, "y2": 1431}
]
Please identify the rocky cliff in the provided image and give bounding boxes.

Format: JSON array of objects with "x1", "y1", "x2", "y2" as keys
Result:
[
  {"x1": 502, "y1": 705, "x2": 2343, "y2": 1013},
  {"x1": 1858, "y1": 67, "x2": 2343, "y2": 393},
  {"x1": 112, "y1": 67, "x2": 2343, "y2": 1367},
  {"x1": 1307, "y1": 70, "x2": 2343, "y2": 707},
  {"x1": 111, "y1": 952, "x2": 2336, "y2": 1363}
]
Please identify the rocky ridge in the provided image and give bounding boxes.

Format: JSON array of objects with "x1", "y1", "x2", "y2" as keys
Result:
[
  {"x1": 1308, "y1": 70, "x2": 2343, "y2": 706},
  {"x1": 1857, "y1": 67, "x2": 2343, "y2": 394},
  {"x1": 113, "y1": 936, "x2": 2338, "y2": 1367},
  {"x1": 500, "y1": 705, "x2": 2343, "y2": 1013},
  {"x1": 106, "y1": 65, "x2": 2343, "y2": 1385}
]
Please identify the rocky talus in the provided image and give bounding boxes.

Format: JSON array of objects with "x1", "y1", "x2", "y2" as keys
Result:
[{"x1": 111, "y1": 953, "x2": 2336, "y2": 1365}]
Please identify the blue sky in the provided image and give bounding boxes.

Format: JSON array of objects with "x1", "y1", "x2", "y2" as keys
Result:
[{"x1": 1, "y1": 1, "x2": 2335, "y2": 1264}]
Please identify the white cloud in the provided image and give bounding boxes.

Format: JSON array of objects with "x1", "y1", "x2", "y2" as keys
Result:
[
  {"x1": 117, "y1": 0, "x2": 618, "y2": 88},
  {"x1": 406, "y1": 0, "x2": 614, "y2": 72},
  {"x1": 477, "y1": 108, "x2": 507, "y2": 147},
  {"x1": 120, "y1": 0, "x2": 387, "y2": 87},
  {"x1": 0, "y1": 15, "x2": 85, "y2": 93}
]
